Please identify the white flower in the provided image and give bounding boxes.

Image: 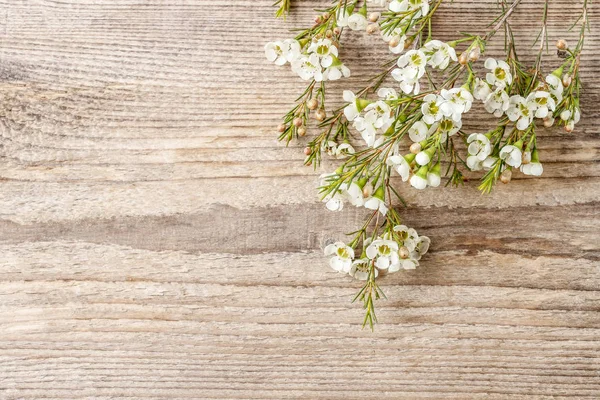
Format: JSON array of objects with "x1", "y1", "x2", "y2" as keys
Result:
[
  {"x1": 386, "y1": 154, "x2": 411, "y2": 181},
  {"x1": 336, "y1": 8, "x2": 351, "y2": 27},
  {"x1": 323, "y1": 62, "x2": 351, "y2": 81},
  {"x1": 382, "y1": 28, "x2": 406, "y2": 54},
  {"x1": 423, "y1": 40, "x2": 457, "y2": 69},
  {"x1": 393, "y1": 225, "x2": 420, "y2": 251},
  {"x1": 499, "y1": 143, "x2": 523, "y2": 168},
  {"x1": 482, "y1": 156, "x2": 499, "y2": 171},
  {"x1": 484, "y1": 58, "x2": 512, "y2": 88},
  {"x1": 408, "y1": 120, "x2": 429, "y2": 142},
  {"x1": 529, "y1": 91, "x2": 555, "y2": 119},
  {"x1": 473, "y1": 78, "x2": 492, "y2": 101},
  {"x1": 421, "y1": 94, "x2": 451, "y2": 125},
  {"x1": 308, "y1": 39, "x2": 338, "y2": 67},
  {"x1": 520, "y1": 149, "x2": 543, "y2": 176},
  {"x1": 350, "y1": 258, "x2": 378, "y2": 280},
  {"x1": 343, "y1": 90, "x2": 366, "y2": 121},
  {"x1": 320, "y1": 173, "x2": 345, "y2": 211},
  {"x1": 410, "y1": 236, "x2": 430, "y2": 261},
  {"x1": 291, "y1": 53, "x2": 323, "y2": 81},
  {"x1": 560, "y1": 108, "x2": 580, "y2": 125},
  {"x1": 366, "y1": 238, "x2": 400, "y2": 271},
  {"x1": 467, "y1": 155, "x2": 483, "y2": 171},
  {"x1": 324, "y1": 242, "x2": 355, "y2": 273},
  {"x1": 322, "y1": 140, "x2": 337, "y2": 156},
  {"x1": 467, "y1": 133, "x2": 491, "y2": 161},
  {"x1": 416, "y1": 147, "x2": 435, "y2": 166},
  {"x1": 335, "y1": 143, "x2": 355, "y2": 159},
  {"x1": 348, "y1": 13, "x2": 368, "y2": 30},
  {"x1": 521, "y1": 162, "x2": 543, "y2": 176},
  {"x1": 506, "y1": 95, "x2": 536, "y2": 130},
  {"x1": 430, "y1": 118, "x2": 462, "y2": 140},
  {"x1": 265, "y1": 40, "x2": 297, "y2": 65},
  {"x1": 344, "y1": 178, "x2": 368, "y2": 206},
  {"x1": 426, "y1": 162, "x2": 441, "y2": 187},
  {"x1": 441, "y1": 87, "x2": 473, "y2": 121},
  {"x1": 353, "y1": 115, "x2": 378, "y2": 147},
  {"x1": 484, "y1": 87, "x2": 510, "y2": 117},
  {"x1": 364, "y1": 187, "x2": 388, "y2": 215},
  {"x1": 410, "y1": 165, "x2": 429, "y2": 190},
  {"x1": 377, "y1": 87, "x2": 398, "y2": 100},
  {"x1": 545, "y1": 74, "x2": 564, "y2": 103},
  {"x1": 389, "y1": 0, "x2": 429, "y2": 18},
  {"x1": 392, "y1": 50, "x2": 427, "y2": 95}
]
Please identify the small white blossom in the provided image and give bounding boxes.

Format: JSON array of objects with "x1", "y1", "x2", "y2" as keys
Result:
[
  {"x1": 467, "y1": 155, "x2": 483, "y2": 171},
  {"x1": 336, "y1": 8, "x2": 351, "y2": 27},
  {"x1": 386, "y1": 154, "x2": 411, "y2": 181},
  {"x1": 324, "y1": 242, "x2": 355, "y2": 273},
  {"x1": 545, "y1": 74, "x2": 564, "y2": 103},
  {"x1": 389, "y1": 0, "x2": 429, "y2": 18},
  {"x1": 335, "y1": 143, "x2": 355, "y2": 159},
  {"x1": 473, "y1": 78, "x2": 492, "y2": 101},
  {"x1": 421, "y1": 94, "x2": 451, "y2": 125},
  {"x1": 506, "y1": 95, "x2": 536, "y2": 130},
  {"x1": 484, "y1": 58, "x2": 512, "y2": 88},
  {"x1": 348, "y1": 13, "x2": 368, "y2": 31},
  {"x1": 410, "y1": 165, "x2": 429, "y2": 190},
  {"x1": 353, "y1": 114, "x2": 378, "y2": 147},
  {"x1": 520, "y1": 150, "x2": 543, "y2": 176},
  {"x1": 409, "y1": 120, "x2": 429, "y2": 142},
  {"x1": 484, "y1": 87, "x2": 510, "y2": 117},
  {"x1": 529, "y1": 91, "x2": 555, "y2": 119},
  {"x1": 308, "y1": 39, "x2": 338, "y2": 67},
  {"x1": 366, "y1": 238, "x2": 400, "y2": 271},
  {"x1": 322, "y1": 140, "x2": 337, "y2": 156},
  {"x1": 410, "y1": 236, "x2": 430, "y2": 261},
  {"x1": 350, "y1": 258, "x2": 378, "y2": 280},
  {"x1": 467, "y1": 133, "x2": 492, "y2": 161},
  {"x1": 323, "y1": 62, "x2": 351, "y2": 81},
  {"x1": 343, "y1": 90, "x2": 365, "y2": 121},
  {"x1": 377, "y1": 87, "x2": 398, "y2": 100},
  {"x1": 430, "y1": 118, "x2": 462, "y2": 140},
  {"x1": 392, "y1": 50, "x2": 427, "y2": 95},
  {"x1": 364, "y1": 187, "x2": 388, "y2": 215},
  {"x1": 441, "y1": 87, "x2": 473, "y2": 121},
  {"x1": 423, "y1": 40, "x2": 457, "y2": 69},
  {"x1": 499, "y1": 143, "x2": 523, "y2": 168},
  {"x1": 265, "y1": 40, "x2": 301, "y2": 65},
  {"x1": 291, "y1": 53, "x2": 323, "y2": 81},
  {"x1": 482, "y1": 156, "x2": 499, "y2": 171},
  {"x1": 393, "y1": 225, "x2": 420, "y2": 251}
]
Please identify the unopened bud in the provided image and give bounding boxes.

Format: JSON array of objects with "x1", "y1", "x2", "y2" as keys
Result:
[
  {"x1": 277, "y1": 124, "x2": 287, "y2": 133},
  {"x1": 565, "y1": 122, "x2": 575, "y2": 133},
  {"x1": 500, "y1": 169, "x2": 512, "y2": 184},
  {"x1": 556, "y1": 39, "x2": 568, "y2": 50},
  {"x1": 543, "y1": 116, "x2": 555, "y2": 128},
  {"x1": 521, "y1": 151, "x2": 531, "y2": 165},
  {"x1": 307, "y1": 98, "x2": 319, "y2": 110},
  {"x1": 399, "y1": 246, "x2": 410, "y2": 259},
  {"x1": 293, "y1": 117, "x2": 303, "y2": 127},
  {"x1": 562, "y1": 74, "x2": 572, "y2": 87},
  {"x1": 404, "y1": 38, "x2": 413, "y2": 49},
  {"x1": 368, "y1": 12, "x2": 380, "y2": 22},
  {"x1": 388, "y1": 37, "x2": 400, "y2": 48},
  {"x1": 303, "y1": 147, "x2": 312, "y2": 156},
  {"x1": 315, "y1": 109, "x2": 326, "y2": 121},
  {"x1": 333, "y1": 27, "x2": 341, "y2": 36},
  {"x1": 298, "y1": 127, "x2": 306, "y2": 136},
  {"x1": 410, "y1": 142, "x2": 422, "y2": 154},
  {"x1": 458, "y1": 52, "x2": 469, "y2": 65},
  {"x1": 366, "y1": 23, "x2": 378, "y2": 34},
  {"x1": 468, "y1": 47, "x2": 480, "y2": 62},
  {"x1": 314, "y1": 15, "x2": 323, "y2": 24}
]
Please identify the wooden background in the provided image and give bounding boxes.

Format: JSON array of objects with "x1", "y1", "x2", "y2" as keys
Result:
[{"x1": 0, "y1": 0, "x2": 599, "y2": 398}]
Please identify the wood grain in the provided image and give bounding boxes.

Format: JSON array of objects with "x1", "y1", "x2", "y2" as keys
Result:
[{"x1": 0, "y1": 0, "x2": 599, "y2": 398}]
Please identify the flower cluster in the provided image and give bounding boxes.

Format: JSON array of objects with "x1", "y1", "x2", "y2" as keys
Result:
[
  {"x1": 325, "y1": 225, "x2": 430, "y2": 279},
  {"x1": 265, "y1": 37, "x2": 350, "y2": 82},
  {"x1": 267, "y1": 0, "x2": 589, "y2": 328}
]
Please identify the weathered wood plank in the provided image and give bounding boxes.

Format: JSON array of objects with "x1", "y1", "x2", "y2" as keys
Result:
[{"x1": 0, "y1": 0, "x2": 599, "y2": 398}]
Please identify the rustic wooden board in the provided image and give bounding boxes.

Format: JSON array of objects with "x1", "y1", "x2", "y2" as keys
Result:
[{"x1": 0, "y1": 0, "x2": 599, "y2": 398}]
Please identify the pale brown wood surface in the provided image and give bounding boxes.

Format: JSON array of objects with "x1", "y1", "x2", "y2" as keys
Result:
[{"x1": 0, "y1": 0, "x2": 599, "y2": 398}]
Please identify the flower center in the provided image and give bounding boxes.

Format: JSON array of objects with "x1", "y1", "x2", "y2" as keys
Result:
[
  {"x1": 337, "y1": 247, "x2": 349, "y2": 259},
  {"x1": 316, "y1": 44, "x2": 329, "y2": 56},
  {"x1": 495, "y1": 67, "x2": 506, "y2": 81},
  {"x1": 428, "y1": 102, "x2": 439, "y2": 115},
  {"x1": 378, "y1": 244, "x2": 391, "y2": 255},
  {"x1": 440, "y1": 119, "x2": 453, "y2": 132}
]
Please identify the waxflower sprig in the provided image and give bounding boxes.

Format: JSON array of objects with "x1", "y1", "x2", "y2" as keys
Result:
[{"x1": 265, "y1": 0, "x2": 589, "y2": 329}]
